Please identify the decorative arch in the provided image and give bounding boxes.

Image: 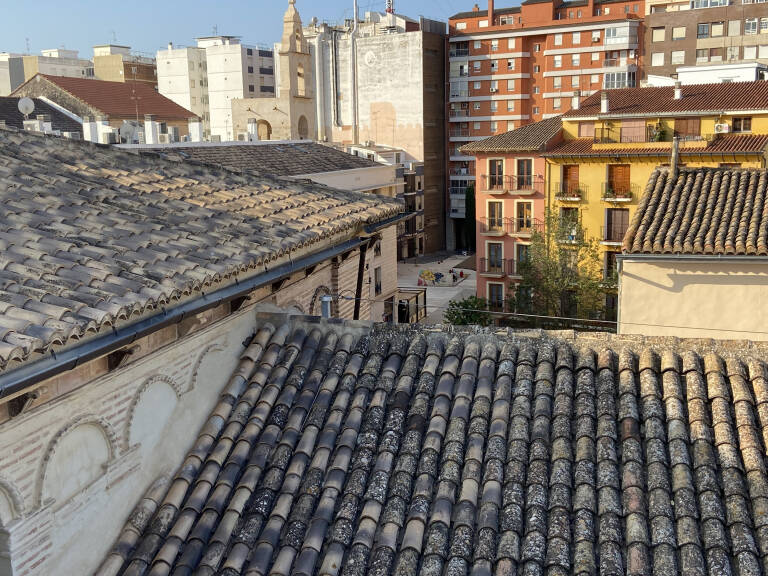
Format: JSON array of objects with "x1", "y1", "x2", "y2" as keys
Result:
[
  {"x1": 298, "y1": 115, "x2": 309, "y2": 140},
  {"x1": 37, "y1": 415, "x2": 117, "y2": 506},
  {"x1": 309, "y1": 286, "x2": 332, "y2": 316},
  {"x1": 126, "y1": 375, "x2": 183, "y2": 450},
  {"x1": 0, "y1": 477, "x2": 24, "y2": 526},
  {"x1": 257, "y1": 120, "x2": 272, "y2": 141},
  {"x1": 297, "y1": 64, "x2": 307, "y2": 99},
  {"x1": 189, "y1": 343, "x2": 226, "y2": 393}
]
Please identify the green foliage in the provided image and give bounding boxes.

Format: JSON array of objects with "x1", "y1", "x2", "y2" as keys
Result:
[
  {"x1": 444, "y1": 295, "x2": 492, "y2": 326},
  {"x1": 509, "y1": 209, "x2": 616, "y2": 320}
]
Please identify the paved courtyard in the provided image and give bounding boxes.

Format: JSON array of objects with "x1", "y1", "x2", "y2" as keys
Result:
[{"x1": 398, "y1": 252, "x2": 477, "y2": 324}]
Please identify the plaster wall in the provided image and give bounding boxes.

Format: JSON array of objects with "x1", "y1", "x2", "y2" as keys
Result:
[{"x1": 619, "y1": 259, "x2": 768, "y2": 340}]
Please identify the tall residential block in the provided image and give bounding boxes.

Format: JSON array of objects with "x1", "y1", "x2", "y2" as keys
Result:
[
  {"x1": 644, "y1": 0, "x2": 768, "y2": 80},
  {"x1": 304, "y1": 10, "x2": 448, "y2": 253},
  {"x1": 157, "y1": 44, "x2": 210, "y2": 136},
  {"x1": 93, "y1": 45, "x2": 157, "y2": 87},
  {"x1": 447, "y1": 0, "x2": 644, "y2": 249}
]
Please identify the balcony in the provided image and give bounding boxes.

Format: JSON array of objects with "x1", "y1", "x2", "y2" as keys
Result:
[
  {"x1": 450, "y1": 108, "x2": 471, "y2": 118},
  {"x1": 450, "y1": 48, "x2": 470, "y2": 58},
  {"x1": 602, "y1": 224, "x2": 628, "y2": 245},
  {"x1": 603, "y1": 57, "x2": 637, "y2": 68},
  {"x1": 594, "y1": 126, "x2": 666, "y2": 144},
  {"x1": 451, "y1": 166, "x2": 475, "y2": 177},
  {"x1": 450, "y1": 127, "x2": 470, "y2": 138},
  {"x1": 508, "y1": 217, "x2": 544, "y2": 236},
  {"x1": 480, "y1": 217, "x2": 506, "y2": 236},
  {"x1": 557, "y1": 224, "x2": 585, "y2": 244},
  {"x1": 481, "y1": 175, "x2": 544, "y2": 195},
  {"x1": 553, "y1": 183, "x2": 588, "y2": 202},
  {"x1": 604, "y1": 34, "x2": 638, "y2": 46},
  {"x1": 450, "y1": 189, "x2": 467, "y2": 218},
  {"x1": 601, "y1": 183, "x2": 637, "y2": 202},
  {"x1": 479, "y1": 258, "x2": 515, "y2": 277}
]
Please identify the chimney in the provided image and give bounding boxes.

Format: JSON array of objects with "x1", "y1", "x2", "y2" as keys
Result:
[
  {"x1": 168, "y1": 42, "x2": 173, "y2": 50},
  {"x1": 96, "y1": 115, "x2": 111, "y2": 142},
  {"x1": 188, "y1": 118, "x2": 203, "y2": 142},
  {"x1": 488, "y1": 0, "x2": 494, "y2": 24},
  {"x1": 82, "y1": 115, "x2": 98, "y2": 142},
  {"x1": 600, "y1": 91, "x2": 609, "y2": 114},
  {"x1": 674, "y1": 81, "x2": 682, "y2": 100},
  {"x1": 572, "y1": 90, "x2": 581, "y2": 111},
  {"x1": 144, "y1": 114, "x2": 159, "y2": 145},
  {"x1": 670, "y1": 136, "x2": 680, "y2": 179},
  {"x1": 473, "y1": 3, "x2": 480, "y2": 12}
]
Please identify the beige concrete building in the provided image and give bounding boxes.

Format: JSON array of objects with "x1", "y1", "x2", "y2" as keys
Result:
[
  {"x1": 93, "y1": 44, "x2": 157, "y2": 87},
  {"x1": 230, "y1": 0, "x2": 315, "y2": 142},
  {"x1": 619, "y1": 166, "x2": 768, "y2": 340}
]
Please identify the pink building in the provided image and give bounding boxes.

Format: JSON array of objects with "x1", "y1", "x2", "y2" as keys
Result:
[{"x1": 462, "y1": 117, "x2": 562, "y2": 310}]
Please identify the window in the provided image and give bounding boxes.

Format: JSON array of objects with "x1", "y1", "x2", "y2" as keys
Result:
[
  {"x1": 733, "y1": 117, "x2": 752, "y2": 132},
  {"x1": 762, "y1": 18, "x2": 768, "y2": 33},
  {"x1": 508, "y1": 121, "x2": 516, "y2": 131},
  {"x1": 572, "y1": 54, "x2": 580, "y2": 66},
  {"x1": 697, "y1": 23, "x2": 709, "y2": 38},
  {"x1": 533, "y1": 65, "x2": 540, "y2": 73},
  {"x1": 474, "y1": 81, "x2": 482, "y2": 89},
  {"x1": 533, "y1": 106, "x2": 540, "y2": 115},
  {"x1": 579, "y1": 122, "x2": 595, "y2": 138},
  {"x1": 746, "y1": 19, "x2": 758, "y2": 34},
  {"x1": 603, "y1": 71, "x2": 636, "y2": 89},
  {"x1": 491, "y1": 39, "x2": 499, "y2": 51},
  {"x1": 554, "y1": 97, "x2": 562, "y2": 110},
  {"x1": 508, "y1": 38, "x2": 516, "y2": 49},
  {"x1": 489, "y1": 100, "x2": 498, "y2": 113},
  {"x1": 491, "y1": 121, "x2": 498, "y2": 132},
  {"x1": 507, "y1": 79, "x2": 515, "y2": 90},
  {"x1": 592, "y1": 31, "x2": 601, "y2": 42},
  {"x1": 652, "y1": 27, "x2": 665, "y2": 42},
  {"x1": 727, "y1": 46, "x2": 739, "y2": 60},
  {"x1": 745, "y1": 45, "x2": 757, "y2": 58},
  {"x1": 516, "y1": 199, "x2": 533, "y2": 229},
  {"x1": 474, "y1": 102, "x2": 481, "y2": 110},
  {"x1": 507, "y1": 100, "x2": 515, "y2": 111},
  {"x1": 249, "y1": 84, "x2": 255, "y2": 92},
  {"x1": 374, "y1": 267, "x2": 382, "y2": 296},
  {"x1": 248, "y1": 65, "x2": 254, "y2": 73},
  {"x1": 554, "y1": 55, "x2": 562, "y2": 68},
  {"x1": 605, "y1": 208, "x2": 629, "y2": 242},
  {"x1": 534, "y1": 44, "x2": 541, "y2": 52},
  {"x1": 591, "y1": 74, "x2": 599, "y2": 84},
  {"x1": 474, "y1": 40, "x2": 482, "y2": 49},
  {"x1": 671, "y1": 50, "x2": 685, "y2": 64},
  {"x1": 554, "y1": 77, "x2": 562, "y2": 89},
  {"x1": 604, "y1": 7, "x2": 610, "y2": 14},
  {"x1": 651, "y1": 52, "x2": 665, "y2": 66},
  {"x1": 711, "y1": 21, "x2": 724, "y2": 36},
  {"x1": 490, "y1": 80, "x2": 498, "y2": 91},
  {"x1": 607, "y1": 165, "x2": 631, "y2": 197},
  {"x1": 761, "y1": 45, "x2": 768, "y2": 57},
  {"x1": 473, "y1": 61, "x2": 482, "y2": 72},
  {"x1": 710, "y1": 47, "x2": 723, "y2": 62},
  {"x1": 456, "y1": 22, "x2": 467, "y2": 30},
  {"x1": 516, "y1": 243, "x2": 530, "y2": 264},
  {"x1": 491, "y1": 60, "x2": 499, "y2": 71},
  {"x1": 729, "y1": 20, "x2": 741, "y2": 36},
  {"x1": 474, "y1": 122, "x2": 482, "y2": 130},
  {"x1": 555, "y1": 34, "x2": 563, "y2": 46},
  {"x1": 696, "y1": 49, "x2": 709, "y2": 62},
  {"x1": 571, "y1": 76, "x2": 580, "y2": 87},
  {"x1": 507, "y1": 58, "x2": 515, "y2": 69},
  {"x1": 573, "y1": 32, "x2": 581, "y2": 44},
  {"x1": 480, "y1": 19, "x2": 489, "y2": 27},
  {"x1": 672, "y1": 26, "x2": 686, "y2": 40},
  {"x1": 487, "y1": 198, "x2": 503, "y2": 223},
  {"x1": 488, "y1": 283, "x2": 504, "y2": 310},
  {"x1": 675, "y1": 117, "x2": 701, "y2": 140},
  {"x1": 533, "y1": 86, "x2": 540, "y2": 94},
  {"x1": 592, "y1": 52, "x2": 599, "y2": 61}
]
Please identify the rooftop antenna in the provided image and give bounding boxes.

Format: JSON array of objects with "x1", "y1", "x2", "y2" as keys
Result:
[
  {"x1": 111, "y1": 30, "x2": 118, "y2": 43},
  {"x1": 386, "y1": 0, "x2": 394, "y2": 13},
  {"x1": 25, "y1": 37, "x2": 31, "y2": 54},
  {"x1": 18, "y1": 97, "x2": 35, "y2": 120},
  {"x1": 212, "y1": 24, "x2": 218, "y2": 36}
]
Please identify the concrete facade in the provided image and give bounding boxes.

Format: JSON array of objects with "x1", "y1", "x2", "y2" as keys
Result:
[
  {"x1": 0, "y1": 222, "x2": 397, "y2": 576},
  {"x1": 21, "y1": 50, "x2": 94, "y2": 83},
  {"x1": 618, "y1": 257, "x2": 768, "y2": 340},
  {"x1": 0, "y1": 54, "x2": 24, "y2": 97},
  {"x1": 305, "y1": 12, "x2": 447, "y2": 253},
  {"x1": 156, "y1": 45, "x2": 211, "y2": 135},
  {"x1": 92, "y1": 45, "x2": 157, "y2": 87}
]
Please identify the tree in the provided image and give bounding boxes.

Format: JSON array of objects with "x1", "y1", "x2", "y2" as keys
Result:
[
  {"x1": 509, "y1": 209, "x2": 616, "y2": 320},
  {"x1": 444, "y1": 295, "x2": 492, "y2": 326}
]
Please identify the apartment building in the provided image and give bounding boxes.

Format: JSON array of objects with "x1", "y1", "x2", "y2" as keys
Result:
[
  {"x1": 0, "y1": 53, "x2": 24, "y2": 96},
  {"x1": 93, "y1": 44, "x2": 157, "y2": 87},
  {"x1": 644, "y1": 0, "x2": 768, "y2": 80},
  {"x1": 157, "y1": 38, "x2": 275, "y2": 141},
  {"x1": 304, "y1": 10, "x2": 447, "y2": 253},
  {"x1": 448, "y1": 0, "x2": 644, "y2": 248},
  {"x1": 0, "y1": 48, "x2": 94, "y2": 95}
]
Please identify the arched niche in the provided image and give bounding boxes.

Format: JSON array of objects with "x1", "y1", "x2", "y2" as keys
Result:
[{"x1": 128, "y1": 377, "x2": 180, "y2": 449}]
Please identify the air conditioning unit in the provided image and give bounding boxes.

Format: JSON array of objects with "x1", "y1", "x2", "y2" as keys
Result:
[
  {"x1": 158, "y1": 133, "x2": 171, "y2": 144},
  {"x1": 490, "y1": 88, "x2": 498, "y2": 93},
  {"x1": 714, "y1": 123, "x2": 730, "y2": 134},
  {"x1": 237, "y1": 132, "x2": 248, "y2": 141},
  {"x1": 592, "y1": 33, "x2": 601, "y2": 42}
]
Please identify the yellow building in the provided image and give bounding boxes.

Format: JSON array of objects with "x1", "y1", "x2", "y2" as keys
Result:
[{"x1": 543, "y1": 81, "x2": 768, "y2": 290}]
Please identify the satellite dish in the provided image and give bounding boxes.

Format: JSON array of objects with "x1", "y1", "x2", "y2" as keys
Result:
[{"x1": 18, "y1": 97, "x2": 35, "y2": 119}]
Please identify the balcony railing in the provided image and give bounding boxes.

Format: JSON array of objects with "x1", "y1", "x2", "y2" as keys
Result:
[
  {"x1": 450, "y1": 127, "x2": 470, "y2": 138},
  {"x1": 450, "y1": 89, "x2": 470, "y2": 99},
  {"x1": 451, "y1": 166, "x2": 475, "y2": 176},
  {"x1": 508, "y1": 217, "x2": 544, "y2": 235},
  {"x1": 602, "y1": 224, "x2": 629, "y2": 243},
  {"x1": 604, "y1": 34, "x2": 638, "y2": 46},
  {"x1": 479, "y1": 258, "x2": 516, "y2": 276},
  {"x1": 603, "y1": 57, "x2": 636, "y2": 68},
  {"x1": 601, "y1": 183, "x2": 637, "y2": 201},
  {"x1": 450, "y1": 108, "x2": 471, "y2": 118},
  {"x1": 595, "y1": 126, "x2": 664, "y2": 144},
  {"x1": 553, "y1": 182, "x2": 588, "y2": 201},
  {"x1": 450, "y1": 48, "x2": 470, "y2": 58},
  {"x1": 481, "y1": 175, "x2": 544, "y2": 194},
  {"x1": 480, "y1": 217, "x2": 506, "y2": 234}
]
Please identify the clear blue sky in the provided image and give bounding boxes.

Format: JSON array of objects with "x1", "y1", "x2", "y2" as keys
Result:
[{"x1": 3, "y1": 0, "x2": 471, "y2": 57}]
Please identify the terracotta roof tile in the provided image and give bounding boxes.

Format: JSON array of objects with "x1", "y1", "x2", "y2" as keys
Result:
[
  {"x1": 461, "y1": 116, "x2": 561, "y2": 154},
  {"x1": 624, "y1": 167, "x2": 768, "y2": 255},
  {"x1": 545, "y1": 134, "x2": 768, "y2": 158},
  {"x1": 98, "y1": 320, "x2": 768, "y2": 576},
  {"x1": 33, "y1": 75, "x2": 195, "y2": 120},
  {"x1": 0, "y1": 128, "x2": 401, "y2": 372},
  {"x1": 565, "y1": 81, "x2": 768, "y2": 118}
]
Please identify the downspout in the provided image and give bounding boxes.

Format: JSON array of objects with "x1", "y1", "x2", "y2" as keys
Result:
[
  {"x1": 353, "y1": 241, "x2": 368, "y2": 320},
  {"x1": 351, "y1": 0, "x2": 360, "y2": 144}
]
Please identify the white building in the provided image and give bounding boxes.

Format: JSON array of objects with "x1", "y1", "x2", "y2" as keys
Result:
[
  {"x1": 156, "y1": 37, "x2": 275, "y2": 141},
  {"x1": 0, "y1": 53, "x2": 24, "y2": 96},
  {"x1": 156, "y1": 44, "x2": 210, "y2": 135}
]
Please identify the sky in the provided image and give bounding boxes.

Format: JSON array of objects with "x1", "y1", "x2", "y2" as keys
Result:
[{"x1": 1, "y1": 0, "x2": 473, "y2": 57}]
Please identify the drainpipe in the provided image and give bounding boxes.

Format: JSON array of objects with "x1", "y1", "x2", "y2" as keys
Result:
[
  {"x1": 353, "y1": 240, "x2": 368, "y2": 320},
  {"x1": 351, "y1": 0, "x2": 360, "y2": 144}
]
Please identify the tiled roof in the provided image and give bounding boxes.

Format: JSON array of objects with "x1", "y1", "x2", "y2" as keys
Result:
[
  {"x1": 0, "y1": 128, "x2": 401, "y2": 372},
  {"x1": 0, "y1": 97, "x2": 82, "y2": 133},
  {"x1": 564, "y1": 82, "x2": 768, "y2": 118},
  {"x1": 138, "y1": 142, "x2": 379, "y2": 177},
  {"x1": 19, "y1": 75, "x2": 196, "y2": 120},
  {"x1": 461, "y1": 117, "x2": 561, "y2": 154},
  {"x1": 101, "y1": 317, "x2": 768, "y2": 576},
  {"x1": 624, "y1": 167, "x2": 768, "y2": 255},
  {"x1": 544, "y1": 134, "x2": 768, "y2": 157}
]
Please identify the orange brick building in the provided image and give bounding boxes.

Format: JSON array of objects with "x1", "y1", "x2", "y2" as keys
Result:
[{"x1": 448, "y1": 0, "x2": 645, "y2": 248}]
